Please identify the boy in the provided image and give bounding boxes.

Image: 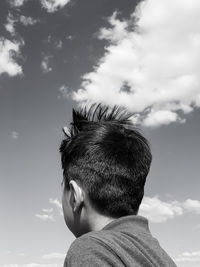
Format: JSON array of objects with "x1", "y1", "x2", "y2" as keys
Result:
[{"x1": 60, "y1": 104, "x2": 177, "y2": 266}]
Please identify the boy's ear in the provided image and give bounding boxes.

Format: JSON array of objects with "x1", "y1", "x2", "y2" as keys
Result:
[{"x1": 69, "y1": 180, "x2": 84, "y2": 213}]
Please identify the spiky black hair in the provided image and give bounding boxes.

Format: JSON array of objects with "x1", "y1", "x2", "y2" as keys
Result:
[
  {"x1": 60, "y1": 103, "x2": 152, "y2": 218},
  {"x1": 62, "y1": 103, "x2": 134, "y2": 139}
]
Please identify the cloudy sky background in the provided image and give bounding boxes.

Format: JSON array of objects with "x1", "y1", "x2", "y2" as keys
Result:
[{"x1": 0, "y1": 0, "x2": 200, "y2": 266}]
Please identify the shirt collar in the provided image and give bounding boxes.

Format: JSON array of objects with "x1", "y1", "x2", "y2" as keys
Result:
[{"x1": 102, "y1": 215, "x2": 150, "y2": 235}]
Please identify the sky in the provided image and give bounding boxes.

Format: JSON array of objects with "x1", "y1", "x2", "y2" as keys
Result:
[{"x1": 0, "y1": 0, "x2": 200, "y2": 266}]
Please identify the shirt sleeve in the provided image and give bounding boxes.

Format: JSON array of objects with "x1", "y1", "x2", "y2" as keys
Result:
[{"x1": 64, "y1": 235, "x2": 122, "y2": 267}]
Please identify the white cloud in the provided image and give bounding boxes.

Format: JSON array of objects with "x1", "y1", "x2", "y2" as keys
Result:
[
  {"x1": 10, "y1": 0, "x2": 70, "y2": 12},
  {"x1": 42, "y1": 208, "x2": 53, "y2": 213},
  {"x1": 55, "y1": 40, "x2": 63, "y2": 49},
  {"x1": 176, "y1": 251, "x2": 200, "y2": 263},
  {"x1": 98, "y1": 11, "x2": 128, "y2": 43},
  {"x1": 139, "y1": 196, "x2": 183, "y2": 223},
  {"x1": 183, "y1": 199, "x2": 200, "y2": 214},
  {"x1": 40, "y1": 0, "x2": 71, "y2": 13},
  {"x1": 47, "y1": 35, "x2": 52, "y2": 43},
  {"x1": 20, "y1": 16, "x2": 38, "y2": 26},
  {"x1": 143, "y1": 110, "x2": 183, "y2": 127},
  {"x1": 58, "y1": 85, "x2": 70, "y2": 99},
  {"x1": 66, "y1": 35, "x2": 74, "y2": 41},
  {"x1": 45, "y1": 36, "x2": 63, "y2": 48},
  {"x1": 5, "y1": 13, "x2": 16, "y2": 35},
  {"x1": 49, "y1": 198, "x2": 62, "y2": 209},
  {"x1": 139, "y1": 196, "x2": 200, "y2": 223},
  {"x1": 35, "y1": 214, "x2": 55, "y2": 221},
  {"x1": 41, "y1": 55, "x2": 53, "y2": 73},
  {"x1": 73, "y1": 0, "x2": 200, "y2": 127},
  {"x1": 49, "y1": 198, "x2": 63, "y2": 215},
  {"x1": 9, "y1": 0, "x2": 26, "y2": 8},
  {"x1": 0, "y1": 38, "x2": 22, "y2": 76},
  {"x1": 11, "y1": 131, "x2": 19, "y2": 139},
  {"x1": 42, "y1": 253, "x2": 65, "y2": 260},
  {"x1": 35, "y1": 199, "x2": 62, "y2": 222}
]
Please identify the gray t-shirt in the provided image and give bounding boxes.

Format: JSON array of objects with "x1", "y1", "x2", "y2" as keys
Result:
[{"x1": 64, "y1": 215, "x2": 177, "y2": 266}]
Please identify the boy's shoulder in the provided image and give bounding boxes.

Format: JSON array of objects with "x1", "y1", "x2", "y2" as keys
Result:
[
  {"x1": 67, "y1": 229, "x2": 117, "y2": 256},
  {"x1": 65, "y1": 230, "x2": 124, "y2": 267},
  {"x1": 68, "y1": 229, "x2": 107, "y2": 253},
  {"x1": 64, "y1": 216, "x2": 177, "y2": 267}
]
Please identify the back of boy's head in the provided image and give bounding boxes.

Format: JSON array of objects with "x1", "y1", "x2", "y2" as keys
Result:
[{"x1": 60, "y1": 104, "x2": 152, "y2": 218}]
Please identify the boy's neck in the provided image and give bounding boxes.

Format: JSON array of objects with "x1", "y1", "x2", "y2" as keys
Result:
[{"x1": 87, "y1": 212, "x2": 116, "y2": 232}]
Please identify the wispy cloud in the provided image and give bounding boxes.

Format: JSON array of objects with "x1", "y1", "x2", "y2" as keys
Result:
[
  {"x1": 139, "y1": 196, "x2": 183, "y2": 223},
  {"x1": 42, "y1": 208, "x2": 53, "y2": 213},
  {"x1": 40, "y1": 0, "x2": 71, "y2": 13},
  {"x1": 183, "y1": 199, "x2": 200, "y2": 214},
  {"x1": 35, "y1": 199, "x2": 62, "y2": 222},
  {"x1": 41, "y1": 55, "x2": 53, "y2": 73},
  {"x1": 0, "y1": 38, "x2": 22, "y2": 76},
  {"x1": 42, "y1": 253, "x2": 65, "y2": 260},
  {"x1": 176, "y1": 251, "x2": 200, "y2": 263},
  {"x1": 35, "y1": 214, "x2": 55, "y2": 221},
  {"x1": 45, "y1": 36, "x2": 63, "y2": 49},
  {"x1": 49, "y1": 198, "x2": 63, "y2": 215},
  {"x1": 9, "y1": 0, "x2": 70, "y2": 12},
  {"x1": 55, "y1": 40, "x2": 63, "y2": 49},
  {"x1": 58, "y1": 85, "x2": 70, "y2": 99},
  {"x1": 9, "y1": 0, "x2": 26, "y2": 7},
  {"x1": 139, "y1": 196, "x2": 200, "y2": 223},
  {"x1": 73, "y1": 0, "x2": 200, "y2": 127},
  {"x1": 66, "y1": 35, "x2": 74, "y2": 41},
  {"x1": 49, "y1": 198, "x2": 62, "y2": 209},
  {"x1": 11, "y1": 131, "x2": 19, "y2": 139},
  {"x1": 4, "y1": 13, "x2": 16, "y2": 35},
  {"x1": 20, "y1": 16, "x2": 38, "y2": 26}
]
